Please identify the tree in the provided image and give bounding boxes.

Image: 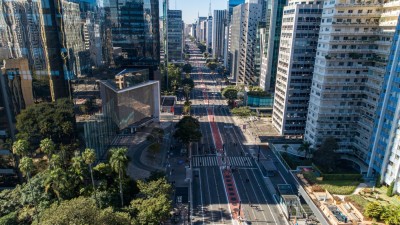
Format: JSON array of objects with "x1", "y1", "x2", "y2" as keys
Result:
[
  {"x1": 16, "y1": 99, "x2": 76, "y2": 148},
  {"x1": 167, "y1": 64, "x2": 181, "y2": 91},
  {"x1": 12, "y1": 139, "x2": 30, "y2": 157},
  {"x1": 364, "y1": 201, "x2": 384, "y2": 220},
  {"x1": 203, "y1": 52, "x2": 209, "y2": 59},
  {"x1": 40, "y1": 138, "x2": 55, "y2": 160},
  {"x1": 174, "y1": 116, "x2": 202, "y2": 151},
  {"x1": 82, "y1": 148, "x2": 98, "y2": 206},
  {"x1": 109, "y1": 147, "x2": 128, "y2": 207},
  {"x1": 207, "y1": 62, "x2": 218, "y2": 74},
  {"x1": 36, "y1": 197, "x2": 131, "y2": 225},
  {"x1": 380, "y1": 205, "x2": 400, "y2": 225},
  {"x1": 19, "y1": 157, "x2": 39, "y2": 222},
  {"x1": 182, "y1": 63, "x2": 192, "y2": 76},
  {"x1": 387, "y1": 181, "x2": 395, "y2": 197},
  {"x1": 43, "y1": 167, "x2": 71, "y2": 201},
  {"x1": 312, "y1": 137, "x2": 340, "y2": 173},
  {"x1": 298, "y1": 141, "x2": 313, "y2": 158},
  {"x1": 130, "y1": 178, "x2": 172, "y2": 225},
  {"x1": 197, "y1": 43, "x2": 206, "y2": 53},
  {"x1": 222, "y1": 86, "x2": 238, "y2": 105}
]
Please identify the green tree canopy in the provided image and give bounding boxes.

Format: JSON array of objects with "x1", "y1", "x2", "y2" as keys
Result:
[
  {"x1": 174, "y1": 116, "x2": 202, "y2": 147},
  {"x1": 40, "y1": 138, "x2": 55, "y2": 157},
  {"x1": 182, "y1": 63, "x2": 192, "y2": 75},
  {"x1": 16, "y1": 99, "x2": 76, "y2": 147},
  {"x1": 222, "y1": 87, "x2": 238, "y2": 105},
  {"x1": 312, "y1": 137, "x2": 340, "y2": 173},
  {"x1": 36, "y1": 197, "x2": 131, "y2": 225},
  {"x1": 167, "y1": 64, "x2": 182, "y2": 91},
  {"x1": 12, "y1": 139, "x2": 30, "y2": 157},
  {"x1": 207, "y1": 62, "x2": 218, "y2": 73},
  {"x1": 364, "y1": 201, "x2": 384, "y2": 220},
  {"x1": 130, "y1": 177, "x2": 172, "y2": 225}
]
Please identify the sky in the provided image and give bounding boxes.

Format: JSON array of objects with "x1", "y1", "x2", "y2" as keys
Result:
[{"x1": 160, "y1": 0, "x2": 228, "y2": 24}]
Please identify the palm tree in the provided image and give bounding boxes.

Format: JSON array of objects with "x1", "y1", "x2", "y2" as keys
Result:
[
  {"x1": 12, "y1": 139, "x2": 30, "y2": 157},
  {"x1": 82, "y1": 148, "x2": 98, "y2": 206},
  {"x1": 19, "y1": 157, "x2": 39, "y2": 222},
  {"x1": 44, "y1": 167, "x2": 69, "y2": 202},
  {"x1": 40, "y1": 138, "x2": 55, "y2": 160},
  {"x1": 70, "y1": 151, "x2": 84, "y2": 181},
  {"x1": 298, "y1": 141, "x2": 313, "y2": 158},
  {"x1": 109, "y1": 147, "x2": 128, "y2": 207}
]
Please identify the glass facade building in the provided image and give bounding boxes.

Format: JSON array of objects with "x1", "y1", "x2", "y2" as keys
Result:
[
  {"x1": 100, "y1": 72, "x2": 160, "y2": 130},
  {"x1": 369, "y1": 17, "x2": 400, "y2": 192},
  {"x1": 106, "y1": 0, "x2": 160, "y2": 71}
]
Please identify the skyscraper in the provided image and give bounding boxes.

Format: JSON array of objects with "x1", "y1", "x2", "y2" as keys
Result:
[
  {"x1": 304, "y1": 0, "x2": 400, "y2": 162},
  {"x1": 230, "y1": 2, "x2": 262, "y2": 84},
  {"x1": 105, "y1": 0, "x2": 160, "y2": 76},
  {"x1": 272, "y1": 0, "x2": 322, "y2": 136},
  {"x1": 206, "y1": 16, "x2": 213, "y2": 53},
  {"x1": 212, "y1": 10, "x2": 226, "y2": 59},
  {"x1": 167, "y1": 10, "x2": 183, "y2": 61},
  {"x1": 223, "y1": 0, "x2": 244, "y2": 70},
  {"x1": 369, "y1": 18, "x2": 400, "y2": 192},
  {"x1": 259, "y1": 0, "x2": 287, "y2": 91}
]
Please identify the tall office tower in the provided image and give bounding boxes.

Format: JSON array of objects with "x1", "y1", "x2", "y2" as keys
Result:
[
  {"x1": 212, "y1": 10, "x2": 226, "y2": 59},
  {"x1": 272, "y1": 0, "x2": 322, "y2": 136},
  {"x1": 184, "y1": 24, "x2": 192, "y2": 37},
  {"x1": 191, "y1": 23, "x2": 197, "y2": 37},
  {"x1": 259, "y1": 0, "x2": 287, "y2": 91},
  {"x1": 206, "y1": 16, "x2": 213, "y2": 53},
  {"x1": 200, "y1": 20, "x2": 207, "y2": 43},
  {"x1": 0, "y1": 0, "x2": 46, "y2": 72},
  {"x1": 196, "y1": 17, "x2": 207, "y2": 42},
  {"x1": 224, "y1": 0, "x2": 245, "y2": 70},
  {"x1": 230, "y1": 2, "x2": 262, "y2": 84},
  {"x1": 106, "y1": 0, "x2": 160, "y2": 77},
  {"x1": 167, "y1": 10, "x2": 183, "y2": 61},
  {"x1": 369, "y1": 20, "x2": 400, "y2": 192},
  {"x1": 304, "y1": 0, "x2": 400, "y2": 161}
]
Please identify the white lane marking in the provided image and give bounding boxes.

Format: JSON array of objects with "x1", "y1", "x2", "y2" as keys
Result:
[
  {"x1": 204, "y1": 167, "x2": 216, "y2": 224},
  {"x1": 243, "y1": 169, "x2": 269, "y2": 223},
  {"x1": 249, "y1": 168, "x2": 279, "y2": 224}
]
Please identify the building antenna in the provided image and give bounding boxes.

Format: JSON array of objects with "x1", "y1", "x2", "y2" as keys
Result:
[{"x1": 208, "y1": 0, "x2": 212, "y2": 18}]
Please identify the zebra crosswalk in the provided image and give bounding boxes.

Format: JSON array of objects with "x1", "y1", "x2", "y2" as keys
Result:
[{"x1": 192, "y1": 156, "x2": 254, "y2": 167}]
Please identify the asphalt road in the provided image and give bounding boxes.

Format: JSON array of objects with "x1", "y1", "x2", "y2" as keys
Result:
[{"x1": 187, "y1": 40, "x2": 288, "y2": 225}]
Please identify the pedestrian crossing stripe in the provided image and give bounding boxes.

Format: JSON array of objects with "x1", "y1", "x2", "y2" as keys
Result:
[{"x1": 192, "y1": 156, "x2": 254, "y2": 167}]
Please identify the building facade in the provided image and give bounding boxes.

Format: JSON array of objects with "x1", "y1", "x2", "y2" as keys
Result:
[
  {"x1": 369, "y1": 16, "x2": 400, "y2": 192},
  {"x1": 167, "y1": 10, "x2": 183, "y2": 61},
  {"x1": 272, "y1": 0, "x2": 322, "y2": 136},
  {"x1": 212, "y1": 10, "x2": 226, "y2": 59},
  {"x1": 196, "y1": 17, "x2": 207, "y2": 42},
  {"x1": 259, "y1": 0, "x2": 287, "y2": 91},
  {"x1": 106, "y1": 0, "x2": 160, "y2": 72},
  {"x1": 223, "y1": 0, "x2": 245, "y2": 70},
  {"x1": 230, "y1": 2, "x2": 262, "y2": 84},
  {"x1": 206, "y1": 16, "x2": 213, "y2": 53},
  {"x1": 304, "y1": 0, "x2": 400, "y2": 163}
]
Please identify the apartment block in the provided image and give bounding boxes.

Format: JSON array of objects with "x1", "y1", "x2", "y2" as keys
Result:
[
  {"x1": 304, "y1": 0, "x2": 400, "y2": 164},
  {"x1": 272, "y1": 0, "x2": 322, "y2": 136},
  {"x1": 230, "y1": 2, "x2": 262, "y2": 84}
]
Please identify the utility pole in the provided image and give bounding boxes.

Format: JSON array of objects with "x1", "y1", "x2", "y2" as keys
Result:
[{"x1": 163, "y1": 0, "x2": 169, "y2": 90}]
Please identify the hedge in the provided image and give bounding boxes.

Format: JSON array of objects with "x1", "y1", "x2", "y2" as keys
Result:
[{"x1": 323, "y1": 174, "x2": 362, "y2": 181}]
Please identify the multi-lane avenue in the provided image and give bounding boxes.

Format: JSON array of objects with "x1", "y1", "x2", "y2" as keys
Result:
[{"x1": 185, "y1": 41, "x2": 288, "y2": 225}]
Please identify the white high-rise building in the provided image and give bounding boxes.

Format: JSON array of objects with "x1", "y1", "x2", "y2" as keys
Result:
[
  {"x1": 206, "y1": 16, "x2": 213, "y2": 52},
  {"x1": 272, "y1": 0, "x2": 322, "y2": 136},
  {"x1": 212, "y1": 10, "x2": 226, "y2": 59},
  {"x1": 304, "y1": 0, "x2": 400, "y2": 163},
  {"x1": 230, "y1": 2, "x2": 262, "y2": 84}
]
